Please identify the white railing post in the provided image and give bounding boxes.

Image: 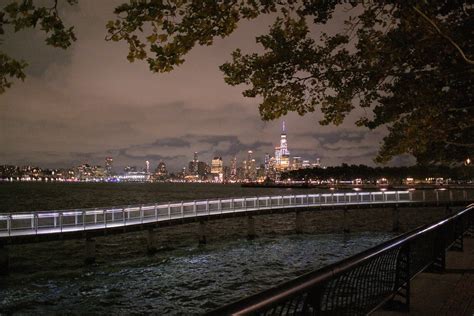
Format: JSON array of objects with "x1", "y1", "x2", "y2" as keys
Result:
[
  {"x1": 104, "y1": 209, "x2": 107, "y2": 227},
  {"x1": 94, "y1": 211, "x2": 97, "y2": 224},
  {"x1": 218, "y1": 199, "x2": 222, "y2": 212},
  {"x1": 123, "y1": 208, "x2": 126, "y2": 225},
  {"x1": 193, "y1": 201, "x2": 197, "y2": 215},
  {"x1": 231, "y1": 198, "x2": 234, "y2": 211},
  {"x1": 60, "y1": 212, "x2": 63, "y2": 232},
  {"x1": 54, "y1": 214, "x2": 57, "y2": 227},
  {"x1": 154, "y1": 204, "x2": 158, "y2": 220},
  {"x1": 7, "y1": 215, "x2": 11, "y2": 236},
  {"x1": 35, "y1": 212, "x2": 38, "y2": 234},
  {"x1": 181, "y1": 202, "x2": 184, "y2": 218},
  {"x1": 111, "y1": 209, "x2": 115, "y2": 222},
  {"x1": 140, "y1": 205, "x2": 144, "y2": 223},
  {"x1": 409, "y1": 191, "x2": 413, "y2": 201},
  {"x1": 244, "y1": 197, "x2": 247, "y2": 210},
  {"x1": 396, "y1": 191, "x2": 399, "y2": 202},
  {"x1": 83, "y1": 210, "x2": 86, "y2": 230},
  {"x1": 31, "y1": 214, "x2": 34, "y2": 229},
  {"x1": 206, "y1": 200, "x2": 209, "y2": 214},
  {"x1": 266, "y1": 197, "x2": 269, "y2": 208},
  {"x1": 168, "y1": 202, "x2": 171, "y2": 219},
  {"x1": 306, "y1": 194, "x2": 309, "y2": 205}
]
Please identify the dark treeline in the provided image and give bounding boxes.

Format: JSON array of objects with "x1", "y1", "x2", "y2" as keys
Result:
[{"x1": 283, "y1": 164, "x2": 474, "y2": 183}]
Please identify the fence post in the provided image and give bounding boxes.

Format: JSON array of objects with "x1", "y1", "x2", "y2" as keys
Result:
[
  {"x1": 83, "y1": 210, "x2": 86, "y2": 230},
  {"x1": 168, "y1": 202, "x2": 171, "y2": 219},
  {"x1": 60, "y1": 212, "x2": 63, "y2": 232},
  {"x1": 154, "y1": 204, "x2": 158, "y2": 220},
  {"x1": 193, "y1": 201, "x2": 197, "y2": 215},
  {"x1": 392, "y1": 243, "x2": 410, "y2": 312},
  {"x1": 7, "y1": 215, "x2": 11, "y2": 236},
  {"x1": 35, "y1": 212, "x2": 38, "y2": 234},
  {"x1": 181, "y1": 202, "x2": 184, "y2": 218},
  {"x1": 206, "y1": 200, "x2": 209, "y2": 214},
  {"x1": 104, "y1": 209, "x2": 107, "y2": 228},
  {"x1": 122, "y1": 208, "x2": 126, "y2": 226}
]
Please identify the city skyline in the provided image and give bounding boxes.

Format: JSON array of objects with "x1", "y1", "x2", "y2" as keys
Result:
[
  {"x1": 1, "y1": 2, "x2": 416, "y2": 172},
  {"x1": 1, "y1": 121, "x2": 323, "y2": 176}
]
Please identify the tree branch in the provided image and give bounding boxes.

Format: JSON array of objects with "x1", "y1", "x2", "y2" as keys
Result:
[{"x1": 413, "y1": 6, "x2": 474, "y2": 65}]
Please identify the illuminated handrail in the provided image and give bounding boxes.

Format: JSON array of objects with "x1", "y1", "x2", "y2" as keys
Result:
[
  {"x1": 0, "y1": 190, "x2": 472, "y2": 238},
  {"x1": 209, "y1": 203, "x2": 474, "y2": 315}
]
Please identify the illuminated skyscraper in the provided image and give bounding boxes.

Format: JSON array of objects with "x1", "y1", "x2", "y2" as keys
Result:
[
  {"x1": 292, "y1": 156, "x2": 302, "y2": 170},
  {"x1": 155, "y1": 161, "x2": 168, "y2": 179},
  {"x1": 105, "y1": 157, "x2": 113, "y2": 176},
  {"x1": 230, "y1": 156, "x2": 237, "y2": 180},
  {"x1": 188, "y1": 152, "x2": 199, "y2": 175},
  {"x1": 275, "y1": 121, "x2": 290, "y2": 171},
  {"x1": 211, "y1": 157, "x2": 224, "y2": 182}
]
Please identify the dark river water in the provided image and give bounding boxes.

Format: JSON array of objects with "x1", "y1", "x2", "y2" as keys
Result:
[{"x1": 0, "y1": 183, "x2": 395, "y2": 314}]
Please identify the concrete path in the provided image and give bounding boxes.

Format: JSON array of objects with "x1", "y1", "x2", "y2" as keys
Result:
[{"x1": 374, "y1": 235, "x2": 474, "y2": 316}]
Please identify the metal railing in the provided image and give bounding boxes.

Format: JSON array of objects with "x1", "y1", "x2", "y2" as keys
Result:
[
  {"x1": 0, "y1": 190, "x2": 472, "y2": 238},
  {"x1": 209, "y1": 203, "x2": 474, "y2": 315}
]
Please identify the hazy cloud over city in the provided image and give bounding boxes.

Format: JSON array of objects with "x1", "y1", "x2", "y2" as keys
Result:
[{"x1": 1, "y1": 1, "x2": 412, "y2": 171}]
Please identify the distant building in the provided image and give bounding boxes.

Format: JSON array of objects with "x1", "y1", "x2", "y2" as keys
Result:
[
  {"x1": 105, "y1": 157, "x2": 113, "y2": 176},
  {"x1": 211, "y1": 156, "x2": 223, "y2": 182},
  {"x1": 302, "y1": 160, "x2": 311, "y2": 169},
  {"x1": 274, "y1": 121, "x2": 290, "y2": 172},
  {"x1": 145, "y1": 160, "x2": 151, "y2": 180},
  {"x1": 244, "y1": 150, "x2": 257, "y2": 181},
  {"x1": 197, "y1": 161, "x2": 208, "y2": 179},
  {"x1": 188, "y1": 152, "x2": 199, "y2": 175},
  {"x1": 154, "y1": 161, "x2": 168, "y2": 180},
  {"x1": 124, "y1": 166, "x2": 137, "y2": 173},
  {"x1": 292, "y1": 156, "x2": 302, "y2": 170},
  {"x1": 230, "y1": 156, "x2": 237, "y2": 181}
]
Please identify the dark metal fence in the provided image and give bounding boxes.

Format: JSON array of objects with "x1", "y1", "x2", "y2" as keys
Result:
[{"x1": 209, "y1": 203, "x2": 474, "y2": 316}]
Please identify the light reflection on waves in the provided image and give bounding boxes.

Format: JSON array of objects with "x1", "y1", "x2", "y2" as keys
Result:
[{"x1": 0, "y1": 232, "x2": 394, "y2": 315}]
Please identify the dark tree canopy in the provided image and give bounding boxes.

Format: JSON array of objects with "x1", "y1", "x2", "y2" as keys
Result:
[{"x1": 2, "y1": 0, "x2": 473, "y2": 165}]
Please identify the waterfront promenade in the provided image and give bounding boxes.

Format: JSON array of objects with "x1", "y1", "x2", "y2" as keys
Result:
[{"x1": 375, "y1": 235, "x2": 474, "y2": 316}]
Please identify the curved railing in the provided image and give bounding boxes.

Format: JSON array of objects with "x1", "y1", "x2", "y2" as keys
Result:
[
  {"x1": 208, "y1": 203, "x2": 474, "y2": 315},
  {"x1": 0, "y1": 190, "x2": 472, "y2": 238}
]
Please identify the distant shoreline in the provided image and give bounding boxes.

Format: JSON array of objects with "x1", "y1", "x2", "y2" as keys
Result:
[{"x1": 241, "y1": 183, "x2": 474, "y2": 190}]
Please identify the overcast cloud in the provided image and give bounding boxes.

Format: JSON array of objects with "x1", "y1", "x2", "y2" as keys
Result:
[{"x1": 0, "y1": 1, "x2": 412, "y2": 172}]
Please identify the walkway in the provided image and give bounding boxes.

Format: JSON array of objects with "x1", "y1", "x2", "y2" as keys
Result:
[
  {"x1": 1, "y1": 190, "x2": 472, "y2": 244},
  {"x1": 374, "y1": 235, "x2": 474, "y2": 316}
]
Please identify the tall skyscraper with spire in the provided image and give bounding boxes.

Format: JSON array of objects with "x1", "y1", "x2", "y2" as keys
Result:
[{"x1": 275, "y1": 121, "x2": 290, "y2": 171}]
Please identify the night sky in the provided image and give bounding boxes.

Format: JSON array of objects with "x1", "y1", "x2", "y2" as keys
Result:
[{"x1": 0, "y1": 1, "x2": 415, "y2": 171}]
